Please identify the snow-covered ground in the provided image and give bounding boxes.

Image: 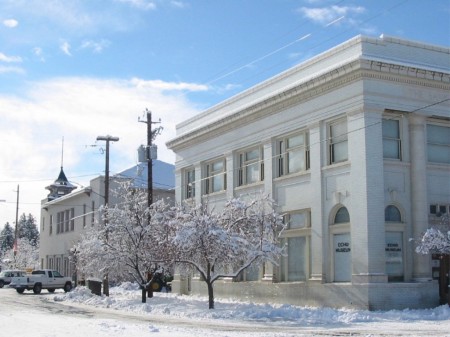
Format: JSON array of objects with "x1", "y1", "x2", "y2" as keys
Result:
[{"x1": 3, "y1": 283, "x2": 450, "y2": 337}]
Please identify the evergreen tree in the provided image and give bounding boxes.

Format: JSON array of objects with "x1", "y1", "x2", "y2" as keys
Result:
[
  {"x1": 0, "y1": 222, "x2": 15, "y2": 252},
  {"x1": 18, "y1": 213, "x2": 40, "y2": 247}
]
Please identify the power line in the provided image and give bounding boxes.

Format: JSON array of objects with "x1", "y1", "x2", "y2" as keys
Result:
[{"x1": 204, "y1": 0, "x2": 410, "y2": 87}]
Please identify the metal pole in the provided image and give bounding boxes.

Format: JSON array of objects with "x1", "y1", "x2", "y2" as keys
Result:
[
  {"x1": 147, "y1": 111, "x2": 153, "y2": 210},
  {"x1": 96, "y1": 135, "x2": 119, "y2": 297},
  {"x1": 14, "y1": 185, "x2": 19, "y2": 256}
]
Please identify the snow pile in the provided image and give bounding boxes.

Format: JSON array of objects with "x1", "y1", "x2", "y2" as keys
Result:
[{"x1": 53, "y1": 283, "x2": 450, "y2": 327}]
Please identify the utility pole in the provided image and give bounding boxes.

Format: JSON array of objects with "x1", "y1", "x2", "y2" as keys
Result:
[
  {"x1": 96, "y1": 135, "x2": 119, "y2": 296},
  {"x1": 14, "y1": 185, "x2": 19, "y2": 256},
  {"x1": 138, "y1": 109, "x2": 162, "y2": 300},
  {"x1": 138, "y1": 109, "x2": 162, "y2": 215}
]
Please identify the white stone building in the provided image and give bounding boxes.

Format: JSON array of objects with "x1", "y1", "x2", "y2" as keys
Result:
[
  {"x1": 166, "y1": 35, "x2": 450, "y2": 310},
  {"x1": 39, "y1": 161, "x2": 175, "y2": 281}
]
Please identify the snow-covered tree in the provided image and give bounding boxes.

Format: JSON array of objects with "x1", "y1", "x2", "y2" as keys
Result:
[
  {"x1": 0, "y1": 222, "x2": 15, "y2": 252},
  {"x1": 415, "y1": 214, "x2": 450, "y2": 255},
  {"x1": 75, "y1": 181, "x2": 173, "y2": 303},
  {"x1": 18, "y1": 213, "x2": 39, "y2": 247},
  {"x1": 166, "y1": 194, "x2": 285, "y2": 309},
  {"x1": 2, "y1": 238, "x2": 39, "y2": 270}
]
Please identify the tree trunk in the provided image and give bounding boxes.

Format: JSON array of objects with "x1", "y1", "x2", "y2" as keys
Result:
[
  {"x1": 207, "y1": 281, "x2": 214, "y2": 309},
  {"x1": 141, "y1": 287, "x2": 147, "y2": 303},
  {"x1": 147, "y1": 271, "x2": 153, "y2": 298}
]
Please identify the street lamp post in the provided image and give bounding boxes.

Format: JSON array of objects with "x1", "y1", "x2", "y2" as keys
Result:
[{"x1": 96, "y1": 135, "x2": 119, "y2": 296}]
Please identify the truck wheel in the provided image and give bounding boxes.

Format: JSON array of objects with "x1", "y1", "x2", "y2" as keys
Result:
[
  {"x1": 33, "y1": 283, "x2": 42, "y2": 294},
  {"x1": 48, "y1": 289, "x2": 55, "y2": 293},
  {"x1": 0, "y1": 280, "x2": 4, "y2": 288},
  {"x1": 16, "y1": 288, "x2": 25, "y2": 294},
  {"x1": 63, "y1": 282, "x2": 72, "y2": 293}
]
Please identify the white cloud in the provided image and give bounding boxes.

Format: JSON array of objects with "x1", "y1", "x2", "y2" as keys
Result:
[
  {"x1": 60, "y1": 41, "x2": 72, "y2": 56},
  {"x1": 0, "y1": 65, "x2": 25, "y2": 74},
  {"x1": 116, "y1": 0, "x2": 157, "y2": 10},
  {"x1": 2, "y1": 19, "x2": 18, "y2": 28},
  {"x1": 80, "y1": 39, "x2": 111, "y2": 53},
  {"x1": 298, "y1": 5, "x2": 365, "y2": 25},
  {"x1": 0, "y1": 52, "x2": 22, "y2": 63},
  {"x1": 131, "y1": 78, "x2": 208, "y2": 92},
  {"x1": 170, "y1": 1, "x2": 187, "y2": 9},
  {"x1": 0, "y1": 76, "x2": 202, "y2": 225},
  {"x1": 32, "y1": 47, "x2": 45, "y2": 62}
]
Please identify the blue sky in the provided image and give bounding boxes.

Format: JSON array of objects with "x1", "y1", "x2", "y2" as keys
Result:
[{"x1": 0, "y1": 0, "x2": 449, "y2": 225}]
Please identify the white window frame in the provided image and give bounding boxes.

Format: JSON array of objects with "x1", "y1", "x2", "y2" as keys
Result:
[
  {"x1": 328, "y1": 119, "x2": 348, "y2": 165},
  {"x1": 204, "y1": 158, "x2": 226, "y2": 194},
  {"x1": 382, "y1": 118, "x2": 402, "y2": 160},
  {"x1": 277, "y1": 131, "x2": 310, "y2": 177},
  {"x1": 237, "y1": 146, "x2": 264, "y2": 187}
]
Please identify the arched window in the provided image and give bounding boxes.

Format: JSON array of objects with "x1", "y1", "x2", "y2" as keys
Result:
[
  {"x1": 385, "y1": 205, "x2": 401, "y2": 222},
  {"x1": 334, "y1": 207, "x2": 350, "y2": 224}
]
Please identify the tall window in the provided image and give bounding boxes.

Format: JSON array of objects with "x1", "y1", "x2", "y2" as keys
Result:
[
  {"x1": 49, "y1": 215, "x2": 53, "y2": 235},
  {"x1": 329, "y1": 119, "x2": 348, "y2": 164},
  {"x1": 277, "y1": 131, "x2": 310, "y2": 177},
  {"x1": 70, "y1": 208, "x2": 75, "y2": 231},
  {"x1": 278, "y1": 211, "x2": 310, "y2": 282},
  {"x1": 204, "y1": 159, "x2": 226, "y2": 194},
  {"x1": 185, "y1": 168, "x2": 195, "y2": 199},
  {"x1": 65, "y1": 209, "x2": 70, "y2": 232},
  {"x1": 383, "y1": 119, "x2": 401, "y2": 159},
  {"x1": 427, "y1": 124, "x2": 450, "y2": 164},
  {"x1": 83, "y1": 204, "x2": 86, "y2": 228},
  {"x1": 238, "y1": 147, "x2": 264, "y2": 186}
]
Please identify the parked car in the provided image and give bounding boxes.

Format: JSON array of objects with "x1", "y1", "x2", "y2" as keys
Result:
[
  {"x1": 9, "y1": 269, "x2": 72, "y2": 294},
  {"x1": 0, "y1": 270, "x2": 27, "y2": 288}
]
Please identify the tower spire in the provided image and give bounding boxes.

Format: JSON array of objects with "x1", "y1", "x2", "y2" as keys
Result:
[{"x1": 61, "y1": 136, "x2": 64, "y2": 168}]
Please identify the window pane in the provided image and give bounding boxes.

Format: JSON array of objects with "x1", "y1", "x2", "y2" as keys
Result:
[
  {"x1": 383, "y1": 139, "x2": 400, "y2": 159},
  {"x1": 212, "y1": 161, "x2": 223, "y2": 172},
  {"x1": 287, "y1": 134, "x2": 304, "y2": 148},
  {"x1": 287, "y1": 237, "x2": 306, "y2": 281},
  {"x1": 246, "y1": 162, "x2": 259, "y2": 184},
  {"x1": 289, "y1": 212, "x2": 307, "y2": 229},
  {"x1": 332, "y1": 141, "x2": 348, "y2": 163},
  {"x1": 383, "y1": 119, "x2": 399, "y2": 138},
  {"x1": 246, "y1": 149, "x2": 259, "y2": 161},
  {"x1": 385, "y1": 205, "x2": 401, "y2": 222},
  {"x1": 288, "y1": 149, "x2": 305, "y2": 173},
  {"x1": 331, "y1": 122, "x2": 347, "y2": 138},
  {"x1": 212, "y1": 175, "x2": 223, "y2": 192},
  {"x1": 428, "y1": 125, "x2": 450, "y2": 144},
  {"x1": 335, "y1": 207, "x2": 350, "y2": 224},
  {"x1": 428, "y1": 144, "x2": 450, "y2": 164}
]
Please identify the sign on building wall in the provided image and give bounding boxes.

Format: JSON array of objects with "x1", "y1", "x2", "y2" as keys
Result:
[{"x1": 334, "y1": 233, "x2": 351, "y2": 282}]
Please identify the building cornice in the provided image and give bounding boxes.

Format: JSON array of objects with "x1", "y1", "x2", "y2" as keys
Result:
[{"x1": 167, "y1": 59, "x2": 449, "y2": 151}]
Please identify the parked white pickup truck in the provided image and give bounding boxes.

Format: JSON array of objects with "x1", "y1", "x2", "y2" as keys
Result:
[{"x1": 9, "y1": 269, "x2": 73, "y2": 294}]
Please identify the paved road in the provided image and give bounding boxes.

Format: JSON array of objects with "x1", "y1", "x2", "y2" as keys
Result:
[{"x1": 1, "y1": 288, "x2": 450, "y2": 337}]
